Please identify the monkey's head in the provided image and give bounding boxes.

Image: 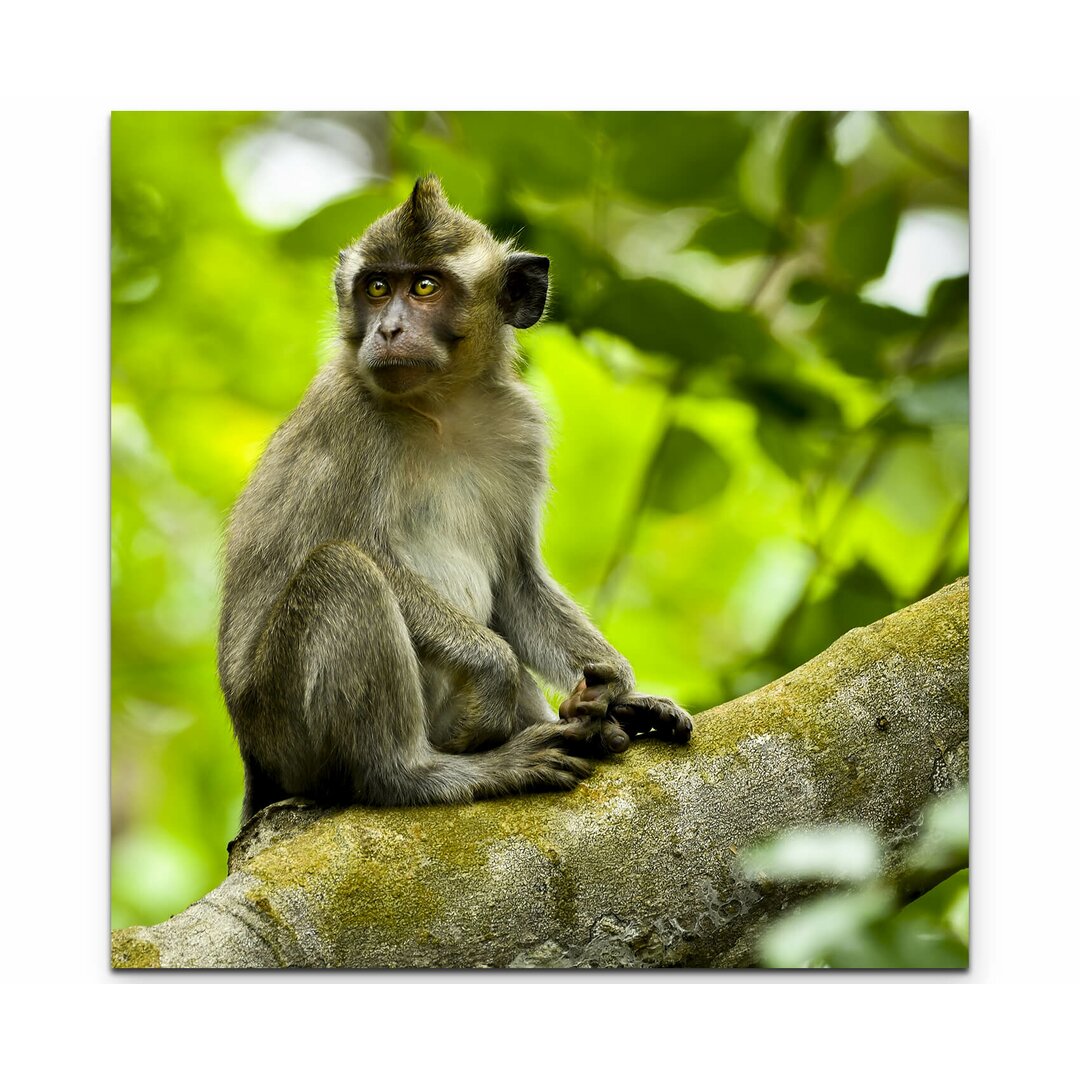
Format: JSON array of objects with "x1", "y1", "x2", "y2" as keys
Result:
[{"x1": 334, "y1": 176, "x2": 549, "y2": 399}]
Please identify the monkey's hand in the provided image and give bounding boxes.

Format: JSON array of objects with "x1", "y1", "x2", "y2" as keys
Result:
[{"x1": 556, "y1": 661, "x2": 636, "y2": 754}]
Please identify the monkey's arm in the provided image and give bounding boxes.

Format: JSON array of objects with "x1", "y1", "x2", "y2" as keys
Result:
[
  {"x1": 494, "y1": 552, "x2": 632, "y2": 695},
  {"x1": 495, "y1": 551, "x2": 693, "y2": 749},
  {"x1": 376, "y1": 557, "x2": 522, "y2": 748},
  {"x1": 382, "y1": 559, "x2": 515, "y2": 675}
]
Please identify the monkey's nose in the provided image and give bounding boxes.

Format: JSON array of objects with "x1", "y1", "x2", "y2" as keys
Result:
[{"x1": 378, "y1": 322, "x2": 404, "y2": 343}]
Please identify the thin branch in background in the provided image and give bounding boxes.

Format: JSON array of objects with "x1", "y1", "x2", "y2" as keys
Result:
[
  {"x1": 743, "y1": 251, "x2": 786, "y2": 310},
  {"x1": 875, "y1": 112, "x2": 969, "y2": 185},
  {"x1": 591, "y1": 366, "x2": 687, "y2": 621},
  {"x1": 919, "y1": 495, "x2": 969, "y2": 597},
  {"x1": 763, "y1": 437, "x2": 891, "y2": 662},
  {"x1": 591, "y1": 254, "x2": 784, "y2": 623}
]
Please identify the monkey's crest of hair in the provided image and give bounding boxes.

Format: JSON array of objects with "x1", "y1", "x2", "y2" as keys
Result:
[
  {"x1": 333, "y1": 176, "x2": 520, "y2": 348},
  {"x1": 373, "y1": 176, "x2": 489, "y2": 261}
]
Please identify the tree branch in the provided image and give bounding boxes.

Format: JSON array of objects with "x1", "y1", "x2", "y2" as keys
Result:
[
  {"x1": 112, "y1": 578, "x2": 968, "y2": 970},
  {"x1": 875, "y1": 111, "x2": 969, "y2": 185}
]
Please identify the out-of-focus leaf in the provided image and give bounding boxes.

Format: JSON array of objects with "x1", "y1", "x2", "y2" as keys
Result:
[
  {"x1": 729, "y1": 355, "x2": 846, "y2": 478},
  {"x1": 733, "y1": 370, "x2": 843, "y2": 426},
  {"x1": 279, "y1": 187, "x2": 396, "y2": 258},
  {"x1": 815, "y1": 293, "x2": 922, "y2": 377},
  {"x1": 759, "y1": 886, "x2": 895, "y2": 968},
  {"x1": 583, "y1": 278, "x2": 773, "y2": 369},
  {"x1": 452, "y1": 112, "x2": 596, "y2": 198},
  {"x1": 756, "y1": 420, "x2": 833, "y2": 480},
  {"x1": 392, "y1": 130, "x2": 495, "y2": 220},
  {"x1": 778, "y1": 112, "x2": 845, "y2": 219},
  {"x1": 881, "y1": 869, "x2": 969, "y2": 967},
  {"x1": 895, "y1": 374, "x2": 969, "y2": 426},
  {"x1": 788, "y1": 277, "x2": 831, "y2": 305},
  {"x1": 112, "y1": 180, "x2": 180, "y2": 302},
  {"x1": 525, "y1": 223, "x2": 616, "y2": 324},
  {"x1": 688, "y1": 208, "x2": 782, "y2": 259},
  {"x1": 828, "y1": 187, "x2": 901, "y2": 284},
  {"x1": 908, "y1": 788, "x2": 969, "y2": 875},
  {"x1": 598, "y1": 112, "x2": 751, "y2": 205},
  {"x1": 778, "y1": 562, "x2": 897, "y2": 668},
  {"x1": 648, "y1": 426, "x2": 731, "y2": 513},
  {"x1": 887, "y1": 111, "x2": 970, "y2": 172},
  {"x1": 741, "y1": 824, "x2": 881, "y2": 884},
  {"x1": 926, "y1": 274, "x2": 969, "y2": 329},
  {"x1": 826, "y1": 293, "x2": 922, "y2": 337}
]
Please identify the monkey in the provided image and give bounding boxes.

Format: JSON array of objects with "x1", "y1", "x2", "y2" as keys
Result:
[{"x1": 218, "y1": 175, "x2": 693, "y2": 824}]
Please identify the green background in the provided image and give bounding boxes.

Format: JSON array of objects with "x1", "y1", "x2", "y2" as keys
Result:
[{"x1": 111, "y1": 111, "x2": 969, "y2": 965}]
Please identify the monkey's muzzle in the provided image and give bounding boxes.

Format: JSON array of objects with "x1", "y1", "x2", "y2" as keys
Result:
[{"x1": 369, "y1": 362, "x2": 436, "y2": 396}]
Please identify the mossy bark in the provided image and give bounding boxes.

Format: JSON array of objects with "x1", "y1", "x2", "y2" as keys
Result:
[{"x1": 112, "y1": 578, "x2": 969, "y2": 970}]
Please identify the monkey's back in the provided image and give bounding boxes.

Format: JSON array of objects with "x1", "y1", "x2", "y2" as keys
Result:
[{"x1": 217, "y1": 360, "x2": 384, "y2": 701}]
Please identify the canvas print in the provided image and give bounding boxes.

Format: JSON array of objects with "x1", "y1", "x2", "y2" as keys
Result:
[{"x1": 111, "y1": 111, "x2": 969, "y2": 969}]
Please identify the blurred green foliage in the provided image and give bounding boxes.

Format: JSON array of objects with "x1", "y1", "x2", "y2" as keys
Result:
[
  {"x1": 111, "y1": 112, "x2": 969, "y2": 955},
  {"x1": 745, "y1": 788, "x2": 969, "y2": 968}
]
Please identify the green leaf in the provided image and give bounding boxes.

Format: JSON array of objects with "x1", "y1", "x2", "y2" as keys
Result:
[
  {"x1": 599, "y1": 112, "x2": 751, "y2": 205},
  {"x1": 524, "y1": 224, "x2": 616, "y2": 324},
  {"x1": 733, "y1": 370, "x2": 843, "y2": 425},
  {"x1": 452, "y1": 112, "x2": 596, "y2": 198},
  {"x1": 894, "y1": 374, "x2": 969, "y2": 427},
  {"x1": 688, "y1": 209, "x2": 781, "y2": 259},
  {"x1": 828, "y1": 188, "x2": 901, "y2": 284},
  {"x1": 755, "y1": 419, "x2": 841, "y2": 480},
  {"x1": 788, "y1": 277, "x2": 831, "y2": 305},
  {"x1": 759, "y1": 886, "x2": 896, "y2": 968},
  {"x1": 648, "y1": 426, "x2": 731, "y2": 513},
  {"x1": 779, "y1": 562, "x2": 898, "y2": 668},
  {"x1": 741, "y1": 824, "x2": 881, "y2": 883},
  {"x1": 926, "y1": 274, "x2": 969, "y2": 330},
  {"x1": 815, "y1": 293, "x2": 922, "y2": 377},
  {"x1": 778, "y1": 112, "x2": 845, "y2": 219},
  {"x1": 392, "y1": 130, "x2": 495, "y2": 221},
  {"x1": 584, "y1": 278, "x2": 773, "y2": 369},
  {"x1": 279, "y1": 188, "x2": 397, "y2": 259}
]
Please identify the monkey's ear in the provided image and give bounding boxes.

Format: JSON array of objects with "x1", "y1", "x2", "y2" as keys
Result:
[{"x1": 502, "y1": 253, "x2": 550, "y2": 329}]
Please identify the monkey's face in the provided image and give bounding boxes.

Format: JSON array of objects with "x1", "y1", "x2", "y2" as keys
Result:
[
  {"x1": 336, "y1": 177, "x2": 551, "y2": 400},
  {"x1": 353, "y1": 268, "x2": 462, "y2": 396}
]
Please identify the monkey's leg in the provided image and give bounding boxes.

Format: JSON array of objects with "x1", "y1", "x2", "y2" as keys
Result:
[
  {"x1": 248, "y1": 541, "x2": 593, "y2": 812},
  {"x1": 240, "y1": 752, "x2": 288, "y2": 824},
  {"x1": 437, "y1": 660, "x2": 552, "y2": 753},
  {"x1": 514, "y1": 663, "x2": 558, "y2": 730},
  {"x1": 245, "y1": 541, "x2": 430, "y2": 812}
]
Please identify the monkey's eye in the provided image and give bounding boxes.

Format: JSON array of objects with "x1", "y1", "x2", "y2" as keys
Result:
[
  {"x1": 365, "y1": 277, "x2": 390, "y2": 299},
  {"x1": 411, "y1": 276, "x2": 440, "y2": 297}
]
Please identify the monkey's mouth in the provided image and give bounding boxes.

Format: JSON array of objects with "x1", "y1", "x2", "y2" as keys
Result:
[{"x1": 368, "y1": 359, "x2": 440, "y2": 396}]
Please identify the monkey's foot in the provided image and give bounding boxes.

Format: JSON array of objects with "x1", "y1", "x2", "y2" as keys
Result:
[
  {"x1": 435, "y1": 722, "x2": 513, "y2": 755},
  {"x1": 555, "y1": 694, "x2": 631, "y2": 755},
  {"x1": 481, "y1": 723, "x2": 596, "y2": 793},
  {"x1": 609, "y1": 693, "x2": 693, "y2": 744}
]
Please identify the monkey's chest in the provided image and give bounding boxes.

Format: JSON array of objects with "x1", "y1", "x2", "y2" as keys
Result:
[{"x1": 391, "y1": 484, "x2": 503, "y2": 625}]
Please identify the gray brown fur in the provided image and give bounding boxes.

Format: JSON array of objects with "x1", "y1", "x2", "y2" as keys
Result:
[{"x1": 218, "y1": 177, "x2": 691, "y2": 823}]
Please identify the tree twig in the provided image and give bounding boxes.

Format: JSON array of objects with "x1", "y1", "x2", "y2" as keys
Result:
[{"x1": 876, "y1": 111, "x2": 969, "y2": 185}]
